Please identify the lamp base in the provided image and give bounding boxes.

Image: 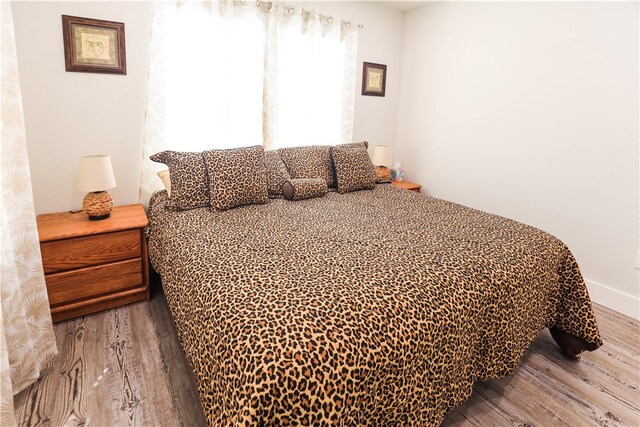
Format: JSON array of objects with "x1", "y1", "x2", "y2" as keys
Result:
[
  {"x1": 375, "y1": 166, "x2": 391, "y2": 182},
  {"x1": 88, "y1": 213, "x2": 111, "y2": 221},
  {"x1": 83, "y1": 191, "x2": 113, "y2": 221}
]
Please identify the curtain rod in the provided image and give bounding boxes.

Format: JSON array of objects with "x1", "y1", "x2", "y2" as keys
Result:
[{"x1": 237, "y1": 0, "x2": 364, "y2": 29}]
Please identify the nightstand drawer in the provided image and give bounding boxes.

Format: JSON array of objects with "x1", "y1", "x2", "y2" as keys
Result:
[
  {"x1": 41, "y1": 229, "x2": 141, "y2": 273},
  {"x1": 46, "y1": 258, "x2": 143, "y2": 306}
]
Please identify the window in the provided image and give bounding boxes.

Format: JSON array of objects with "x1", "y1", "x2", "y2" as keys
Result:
[{"x1": 140, "y1": 2, "x2": 359, "y2": 204}]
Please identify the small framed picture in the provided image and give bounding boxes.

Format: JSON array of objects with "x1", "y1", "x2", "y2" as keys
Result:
[
  {"x1": 362, "y1": 62, "x2": 387, "y2": 97},
  {"x1": 62, "y1": 15, "x2": 126, "y2": 75}
]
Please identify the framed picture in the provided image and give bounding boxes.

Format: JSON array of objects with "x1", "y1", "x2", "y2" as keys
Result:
[
  {"x1": 62, "y1": 15, "x2": 126, "y2": 75},
  {"x1": 362, "y1": 62, "x2": 387, "y2": 97}
]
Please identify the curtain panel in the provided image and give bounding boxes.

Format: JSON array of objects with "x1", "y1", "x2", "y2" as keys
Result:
[
  {"x1": 0, "y1": 2, "x2": 58, "y2": 425},
  {"x1": 139, "y1": 0, "x2": 359, "y2": 206},
  {"x1": 270, "y1": 8, "x2": 358, "y2": 148}
]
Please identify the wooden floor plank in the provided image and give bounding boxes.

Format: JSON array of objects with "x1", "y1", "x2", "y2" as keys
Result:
[
  {"x1": 441, "y1": 387, "x2": 515, "y2": 427},
  {"x1": 532, "y1": 332, "x2": 640, "y2": 409},
  {"x1": 147, "y1": 282, "x2": 207, "y2": 427},
  {"x1": 128, "y1": 300, "x2": 184, "y2": 426},
  {"x1": 473, "y1": 371, "x2": 567, "y2": 426},
  {"x1": 13, "y1": 293, "x2": 640, "y2": 427}
]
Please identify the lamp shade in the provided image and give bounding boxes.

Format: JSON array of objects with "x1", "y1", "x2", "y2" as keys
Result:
[
  {"x1": 76, "y1": 155, "x2": 116, "y2": 192},
  {"x1": 371, "y1": 145, "x2": 392, "y2": 167}
]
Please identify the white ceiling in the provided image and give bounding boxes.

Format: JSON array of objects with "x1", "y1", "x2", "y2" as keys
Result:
[{"x1": 376, "y1": 1, "x2": 432, "y2": 12}]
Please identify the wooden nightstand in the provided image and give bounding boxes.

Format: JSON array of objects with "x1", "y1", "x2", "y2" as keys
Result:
[
  {"x1": 37, "y1": 204, "x2": 149, "y2": 322},
  {"x1": 392, "y1": 180, "x2": 422, "y2": 193}
]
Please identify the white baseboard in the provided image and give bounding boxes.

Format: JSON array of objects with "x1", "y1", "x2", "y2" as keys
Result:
[{"x1": 585, "y1": 279, "x2": 640, "y2": 320}]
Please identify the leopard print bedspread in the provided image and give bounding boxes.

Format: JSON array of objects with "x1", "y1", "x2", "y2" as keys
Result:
[{"x1": 147, "y1": 185, "x2": 601, "y2": 426}]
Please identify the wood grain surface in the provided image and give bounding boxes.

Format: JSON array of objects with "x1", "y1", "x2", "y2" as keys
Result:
[
  {"x1": 391, "y1": 180, "x2": 422, "y2": 192},
  {"x1": 37, "y1": 205, "x2": 148, "y2": 242},
  {"x1": 41, "y1": 229, "x2": 140, "y2": 273},
  {"x1": 13, "y1": 290, "x2": 639, "y2": 426},
  {"x1": 13, "y1": 284, "x2": 204, "y2": 427},
  {"x1": 50, "y1": 287, "x2": 148, "y2": 323},
  {"x1": 46, "y1": 259, "x2": 142, "y2": 306},
  {"x1": 38, "y1": 205, "x2": 150, "y2": 323}
]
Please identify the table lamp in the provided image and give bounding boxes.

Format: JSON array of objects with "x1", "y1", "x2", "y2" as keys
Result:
[
  {"x1": 76, "y1": 155, "x2": 116, "y2": 220},
  {"x1": 371, "y1": 145, "x2": 392, "y2": 181}
]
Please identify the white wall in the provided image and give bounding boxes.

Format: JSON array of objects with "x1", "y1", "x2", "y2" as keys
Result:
[
  {"x1": 12, "y1": 1, "x2": 153, "y2": 214},
  {"x1": 12, "y1": 1, "x2": 404, "y2": 215},
  {"x1": 396, "y1": 2, "x2": 640, "y2": 318}
]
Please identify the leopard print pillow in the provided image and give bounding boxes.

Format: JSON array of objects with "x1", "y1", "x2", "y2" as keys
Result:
[
  {"x1": 150, "y1": 151, "x2": 209, "y2": 210},
  {"x1": 202, "y1": 146, "x2": 269, "y2": 211},
  {"x1": 282, "y1": 178, "x2": 328, "y2": 201},
  {"x1": 330, "y1": 141, "x2": 370, "y2": 184},
  {"x1": 331, "y1": 144, "x2": 378, "y2": 194},
  {"x1": 278, "y1": 146, "x2": 335, "y2": 188},
  {"x1": 264, "y1": 150, "x2": 291, "y2": 198}
]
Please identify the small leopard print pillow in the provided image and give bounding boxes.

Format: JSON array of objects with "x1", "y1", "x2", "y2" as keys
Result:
[
  {"x1": 278, "y1": 145, "x2": 335, "y2": 188},
  {"x1": 202, "y1": 145, "x2": 269, "y2": 211},
  {"x1": 150, "y1": 151, "x2": 209, "y2": 210},
  {"x1": 282, "y1": 178, "x2": 328, "y2": 201},
  {"x1": 264, "y1": 150, "x2": 291, "y2": 198},
  {"x1": 331, "y1": 144, "x2": 377, "y2": 194}
]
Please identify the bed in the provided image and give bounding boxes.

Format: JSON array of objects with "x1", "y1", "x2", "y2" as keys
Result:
[{"x1": 146, "y1": 178, "x2": 601, "y2": 426}]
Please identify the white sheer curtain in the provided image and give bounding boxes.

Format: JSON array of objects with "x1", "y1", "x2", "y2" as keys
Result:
[
  {"x1": 1, "y1": 2, "x2": 57, "y2": 425},
  {"x1": 139, "y1": 0, "x2": 359, "y2": 205},
  {"x1": 270, "y1": 8, "x2": 358, "y2": 148}
]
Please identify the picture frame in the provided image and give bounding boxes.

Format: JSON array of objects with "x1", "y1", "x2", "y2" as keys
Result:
[
  {"x1": 362, "y1": 62, "x2": 387, "y2": 97},
  {"x1": 62, "y1": 15, "x2": 126, "y2": 75}
]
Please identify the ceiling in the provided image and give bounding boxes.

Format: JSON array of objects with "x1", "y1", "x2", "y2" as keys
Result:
[{"x1": 376, "y1": 1, "x2": 432, "y2": 12}]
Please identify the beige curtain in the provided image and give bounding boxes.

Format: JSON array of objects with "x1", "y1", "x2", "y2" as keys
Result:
[{"x1": 0, "y1": 2, "x2": 58, "y2": 425}]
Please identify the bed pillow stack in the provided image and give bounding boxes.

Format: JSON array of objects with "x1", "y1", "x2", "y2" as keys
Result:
[
  {"x1": 151, "y1": 146, "x2": 271, "y2": 211},
  {"x1": 151, "y1": 141, "x2": 377, "y2": 210},
  {"x1": 277, "y1": 141, "x2": 370, "y2": 190}
]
